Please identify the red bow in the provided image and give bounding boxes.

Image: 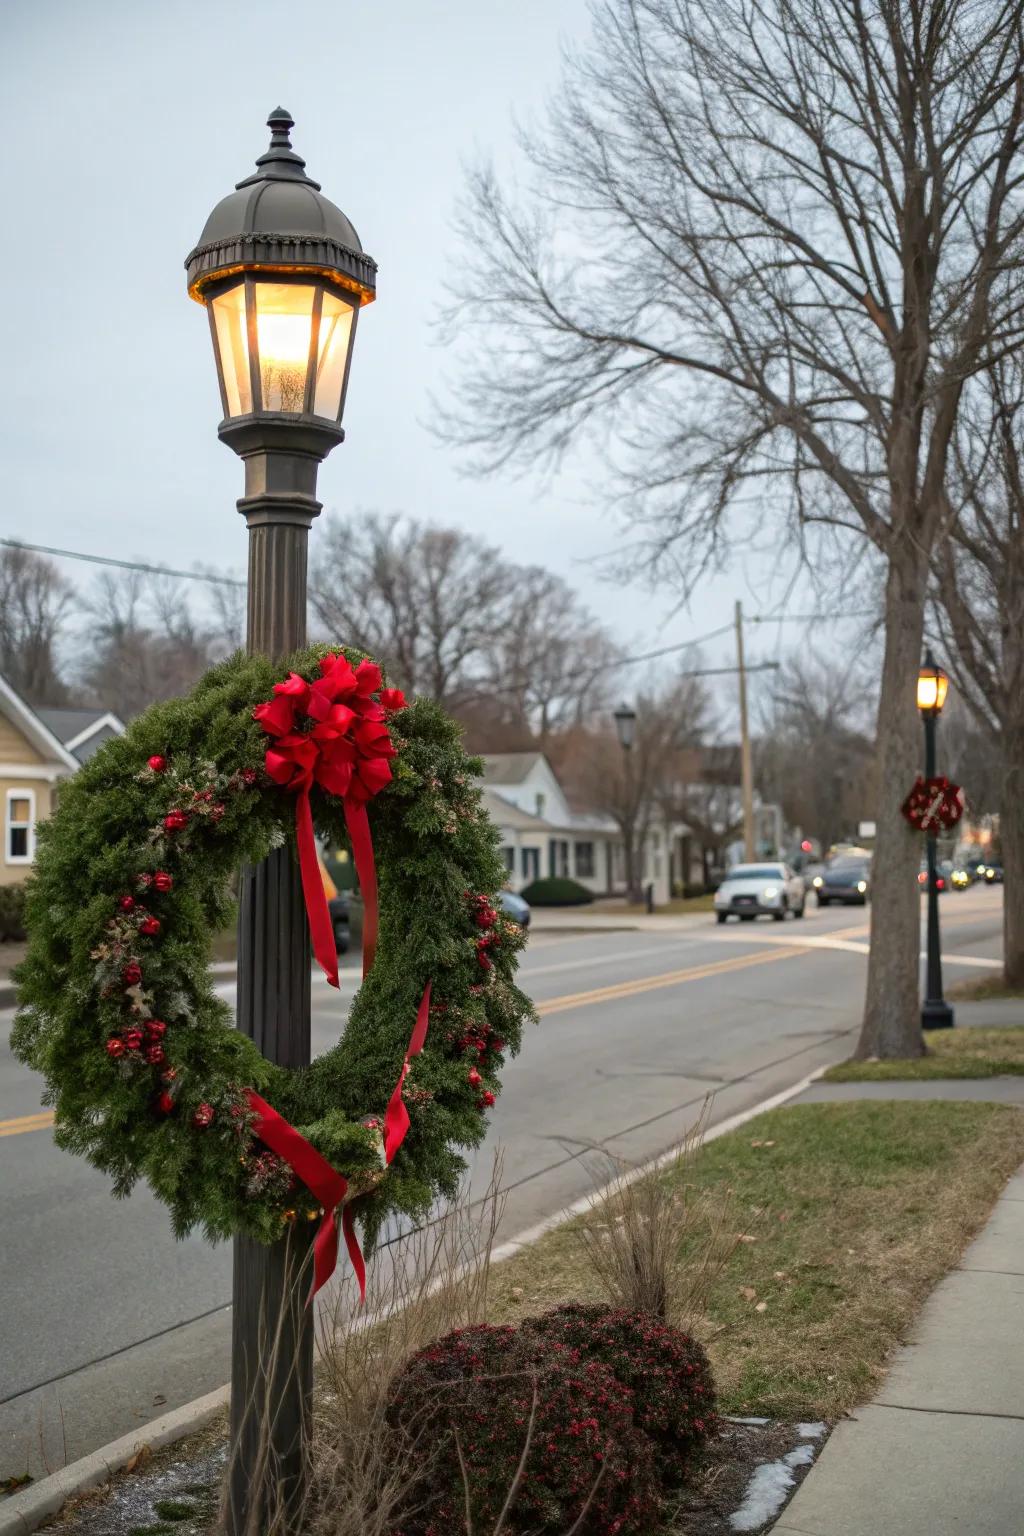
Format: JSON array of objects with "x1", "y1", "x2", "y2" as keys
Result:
[{"x1": 254, "y1": 655, "x2": 406, "y2": 984}]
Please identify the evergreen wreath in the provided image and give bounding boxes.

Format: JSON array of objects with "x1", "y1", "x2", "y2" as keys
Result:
[{"x1": 12, "y1": 645, "x2": 533, "y2": 1269}]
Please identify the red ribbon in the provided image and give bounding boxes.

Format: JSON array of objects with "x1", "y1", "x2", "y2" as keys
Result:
[
  {"x1": 247, "y1": 660, "x2": 428, "y2": 1301},
  {"x1": 254, "y1": 656, "x2": 405, "y2": 988},
  {"x1": 384, "y1": 982, "x2": 432, "y2": 1164},
  {"x1": 246, "y1": 1088, "x2": 367, "y2": 1303}
]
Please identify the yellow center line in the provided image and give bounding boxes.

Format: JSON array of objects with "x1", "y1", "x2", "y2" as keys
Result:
[
  {"x1": 0, "y1": 1109, "x2": 55, "y2": 1137},
  {"x1": 536, "y1": 944, "x2": 809, "y2": 1016},
  {"x1": 0, "y1": 944, "x2": 812, "y2": 1138}
]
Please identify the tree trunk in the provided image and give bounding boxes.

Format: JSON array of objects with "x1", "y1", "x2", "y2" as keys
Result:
[
  {"x1": 1002, "y1": 721, "x2": 1024, "y2": 989},
  {"x1": 856, "y1": 545, "x2": 928, "y2": 1059}
]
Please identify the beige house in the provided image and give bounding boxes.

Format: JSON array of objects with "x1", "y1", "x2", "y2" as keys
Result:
[{"x1": 0, "y1": 676, "x2": 83, "y2": 885}]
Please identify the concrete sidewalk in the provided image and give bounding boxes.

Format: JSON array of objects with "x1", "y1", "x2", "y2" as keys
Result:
[{"x1": 773, "y1": 1154, "x2": 1024, "y2": 1534}]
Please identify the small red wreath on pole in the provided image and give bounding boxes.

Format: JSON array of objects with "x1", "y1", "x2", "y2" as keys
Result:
[{"x1": 900, "y1": 775, "x2": 965, "y2": 833}]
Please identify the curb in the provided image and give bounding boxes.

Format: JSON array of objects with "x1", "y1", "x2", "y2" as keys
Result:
[
  {"x1": 0, "y1": 1388, "x2": 229, "y2": 1536},
  {"x1": 0, "y1": 1067, "x2": 825, "y2": 1534}
]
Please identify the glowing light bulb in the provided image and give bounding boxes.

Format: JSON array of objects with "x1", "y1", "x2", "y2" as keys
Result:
[{"x1": 257, "y1": 312, "x2": 311, "y2": 412}]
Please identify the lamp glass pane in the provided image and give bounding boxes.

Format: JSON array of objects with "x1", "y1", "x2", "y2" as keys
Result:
[
  {"x1": 211, "y1": 284, "x2": 252, "y2": 416},
  {"x1": 935, "y1": 672, "x2": 949, "y2": 711},
  {"x1": 313, "y1": 291, "x2": 355, "y2": 420},
  {"x1": 917, "y1": 673, "x2": 938, "y2": 711},
  {"x1": 254, "y1": 282, "x2": 317, "y2": 412}
]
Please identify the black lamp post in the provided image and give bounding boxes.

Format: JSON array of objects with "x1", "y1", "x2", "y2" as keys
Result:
[
  {"x1": 917, "y1": 651, "x2": 954, "y2": 1031},
  {"x1": 613, "y1": 703, "x2": 639, "y2": 901},
  {"x1": 186, "y1": 108, "x2": 376, "y2": 1534}
]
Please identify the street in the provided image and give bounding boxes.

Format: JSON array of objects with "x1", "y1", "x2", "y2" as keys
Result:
[{"x1": 0, "y1": 885, "x2": 1005, "y2": 1479}]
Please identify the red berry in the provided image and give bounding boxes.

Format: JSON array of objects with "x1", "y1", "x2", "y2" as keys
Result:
[
  {"x1": 192, "y1": 1103, "x2": 215, "y2": 1128},
  {"x1": 106, "y1": 1037, "x2": 126, "y2": 1058},
  {"x1": 493, "y1": 1038, "x2": 505, "y2": 1052},
  {"x1": 147, "y1": 755, "x2": 167, "y2": 773},
  {"x1": 145, "y1": 1020, "x2": 167, "y2": 1040},
  {"x1": 119, "y1": 895, "x2": 136, "y2": 913},
  {"x1": 210, "y1": 803, "x2": 226, "y2": 822},
  {"x1": 164, "y1": 810, "x2": 188, "y2": 832},
  {"x1": 139, "y1": 916, "x2": 161, "y2": 936},
  {"x1": 477, "y1": 953, "x2": 493, "y2": 972},
  {"x1": 124, "y1": 1027, "x2": 144, "y2": 1050},
  {"x1": 123, "y1": 962, "x2": 142, "y2": 987},
  {"x1": 156, "y1": 1090, "x2": 175, "y2": 1115},
  {"x1": 467, "y1": 1068, "x2": 482, "y2": 1088},
  {"x1": 241, "y1": 767, "x2": 258, "y2": 786},
  {"x1": 479, "y1": 1090, "x2": 496, "y2": 1108},
  {"x1": 153, "y1": 871, "x2": 173, "y2": 892},
  {"x1": 145, "y1": 1043, "x2": 165, "y2": 1065}
]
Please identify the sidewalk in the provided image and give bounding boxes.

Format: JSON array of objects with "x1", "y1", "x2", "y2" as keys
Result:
[{"x1": 773, "y1": 1083, "x2": 1024, "y2": 1535}]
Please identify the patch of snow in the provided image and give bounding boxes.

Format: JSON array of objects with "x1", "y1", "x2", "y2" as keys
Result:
[
  {"x1": 797, "y1": 1421, "x2": 826, "y2": 1439},
  {"x1": 725, "y1": 1414, "x2": 770, "y2": 1425},
  {"x1": 729, "y1": 1440, "x2": 819, "y2": 1532}
]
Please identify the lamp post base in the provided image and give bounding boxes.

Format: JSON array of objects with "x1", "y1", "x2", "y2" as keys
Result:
[{"x1": 922, "y1": 998, "x2": 955, "y2": 1030}]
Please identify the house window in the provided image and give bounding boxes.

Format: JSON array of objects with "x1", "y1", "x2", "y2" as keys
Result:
[
  {"x1": 535, "y1": 792, "x2": 546, "y2": 818},
  {"x1": 501, "y1": 845, "x2": 515, "y2": 873},
  {"x1": 522, "y1": 847, "x2": 540, "y2": 882},
  {"x1": 6, "y1": 790, "x2": 35, "y2": 864},
  {"x1": 574, "y1": 842, "x2": 595, "y2": 878}
]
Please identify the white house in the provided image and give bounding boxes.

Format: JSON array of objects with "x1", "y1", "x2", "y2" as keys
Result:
[{"x1": 481, "y1": 751, "x2": 678, "y2": 903}]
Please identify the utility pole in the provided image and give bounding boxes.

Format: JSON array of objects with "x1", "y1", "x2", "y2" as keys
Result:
[{"x1": 735, "y1": 600, "x2": 755, "y2": 860}]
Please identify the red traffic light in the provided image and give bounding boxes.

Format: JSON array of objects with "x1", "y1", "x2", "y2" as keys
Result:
[{"x1": 801, "y1": 840, "x2": 813, "y2": 852}]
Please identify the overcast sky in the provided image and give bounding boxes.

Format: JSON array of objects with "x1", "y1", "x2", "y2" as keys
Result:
[{"x1": 3, "y1": 0, "x2": 848, "y2": 712}]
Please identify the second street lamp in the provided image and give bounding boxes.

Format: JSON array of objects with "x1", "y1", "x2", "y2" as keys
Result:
[
  {"x1": 614, "y1": 703, "x2": 639, "y2": 901},
  {"x1": 185, "y1": 107, "x2": 377, "y2": 1534},
  {"x1": 917, "y1": 651, "x2": 954, "y2": 1031}
]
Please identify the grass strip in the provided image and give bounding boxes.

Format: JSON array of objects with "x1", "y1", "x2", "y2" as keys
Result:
[
  {"x1": 824, "y1": 1026, "x2": 1024, "y2": 1080},
  {"x1": 486, "y1": 1101, "x2": 1024, "y2": 1420}
]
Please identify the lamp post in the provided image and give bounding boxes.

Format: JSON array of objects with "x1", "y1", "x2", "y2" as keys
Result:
[
  {"x1": 614, "y1": 703, "x2": 639, "y2": 902},
  {"x1": 185, "y1": 108, "x2": 376, "y2": 1533},
  {"x1": 917, "y1": 652, "x2": 954, "y2": 1031}
]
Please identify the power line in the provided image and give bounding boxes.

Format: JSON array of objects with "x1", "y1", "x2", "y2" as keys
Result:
[
  {"x1": 0, "y1": 538, "x2": 245, "y2": 588},
  {"x1": 1, "y1": 536, "x2": 871, "y2": 666}
]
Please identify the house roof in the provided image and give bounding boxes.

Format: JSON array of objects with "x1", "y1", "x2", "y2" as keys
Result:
[
  {"x1": 481, "y1": 752, "x2": 546, "y2": 786},
  {"x1": 0, "y1": 677, "x2": 80, "y2": 771},
  {"x1": 35, "y1": 707, "x2": 126, "y2": 762},
  {"x1": 480, "y1": 788, "x2": 554, "y2": 833}
]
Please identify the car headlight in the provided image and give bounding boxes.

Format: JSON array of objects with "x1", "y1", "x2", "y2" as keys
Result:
[
  {"x1": 856, "y1": 880, "x2": 867, "y2": 893},
  {"x1": 813, "y1": 876, "x2": 823, "y2": 888},
  {"x1": 977, "y1": 865, "x2": 987, "y2": 875},
  {"x1": 763, "y1": 886, "x2": 778, "y2": 899}
]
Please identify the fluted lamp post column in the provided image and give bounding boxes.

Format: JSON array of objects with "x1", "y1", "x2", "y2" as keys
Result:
[
  {"x1": 917, "y1": 652, "x2": 954, "y2": 1032},
  {"x1": 185, "y1": 107, "x2": 377, "y2": 1534}
]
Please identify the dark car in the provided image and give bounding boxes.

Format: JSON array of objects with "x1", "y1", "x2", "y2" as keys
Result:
[
  {"x1": 329, "y1": 891, "x2": 350, "y2": 953},
  {"x1": 981, "y1": 862, "x2": 1004, "y2": 884},
  {"x1": 498, "y1": 889, "x2": 531, "y2": 928},
  {"x1": 814, "y1": 859, "x2": 871, "y2": 906}
]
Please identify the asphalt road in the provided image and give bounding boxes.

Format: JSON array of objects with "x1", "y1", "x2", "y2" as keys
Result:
[{"x1": 0, "y1": 886, "x2": 1005, "y2": 1478}]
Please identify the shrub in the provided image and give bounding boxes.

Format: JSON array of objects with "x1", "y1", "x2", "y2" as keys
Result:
[
  {"x1": 520, "y1": 876, "x2": 595, "y2": 907},
  {"x1": 0, "y1": 884, "x2": 27, "y2": 941},
  {"x1": 387, "y1": 1323, "x2": 660, "y2": 1536},
  {"x1": 520, "y1": 1305, "x2": 717, "y2": 1484}
]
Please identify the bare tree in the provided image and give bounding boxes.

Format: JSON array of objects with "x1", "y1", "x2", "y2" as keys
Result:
[
  {"x1": 0, "y1": 545, "x2": 74, "y2": 704},
  {"x1": 310, "y1": 514, "x2": 621, "y2": 739},
  {"x1": 309, "y1": 513, "x2": 510, "y2": 707},
  {"x1": 756, "y1": 655, "x2": 879, "y2": 852},
  {"x1": 77, "y1": 571, "x2": 221, "y2": 718},
  {"x1": 481, "y1": 566, "x2": 620, "y2": 738},
  {"x1": 557, "y1": 669, "x2": 712, "y2": 898},
  {"x1": 933, "y1": 357, "x2": 1024, "y2": 985},
  {"x1": 443, "y1": 0, "x2": 1024, "y2": 1055}
]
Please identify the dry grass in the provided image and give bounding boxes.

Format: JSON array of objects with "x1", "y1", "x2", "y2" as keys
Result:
[
  {"x1": 565, "y1": 1104, "x2": 739, "y2": 1333},
  {"x1": 825, "y1": 1026, "x2": 1024, "y2": 1080},
  {"x1": 948, "y1": 972, "x2": 1024, "y2": 1001},
  {"x1": 485, "y1": 1101, "x2": 1024, "y2": 1421},
  {"x1": 302, "y1": 1157, "x2": 508, "y2": 1536}
]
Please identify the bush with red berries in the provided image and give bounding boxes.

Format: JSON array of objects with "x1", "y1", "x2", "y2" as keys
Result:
[
  {"x1": 387, "y1": 1323, "x2": 661, "y2": 1536},
  {"x1": 520, "y1": 1304, "x2": 718, "y2": 1483}
]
